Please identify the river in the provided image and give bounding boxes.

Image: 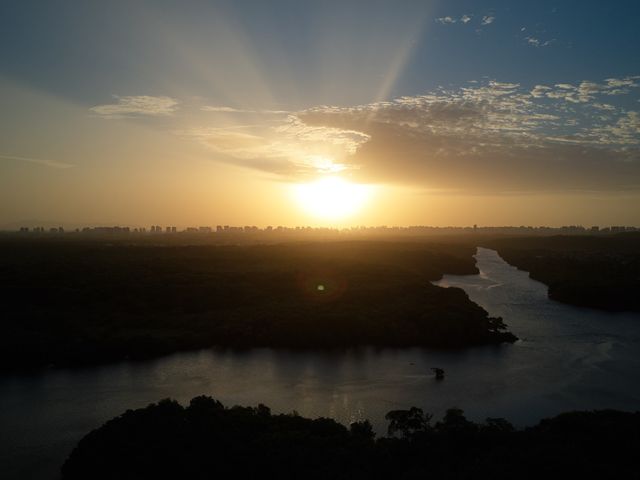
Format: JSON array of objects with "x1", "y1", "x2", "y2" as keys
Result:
[{"x1": 2, "y1": 247, "x2": 639, "y2": 479}]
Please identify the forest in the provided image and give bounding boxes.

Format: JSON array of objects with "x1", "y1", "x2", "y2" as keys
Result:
[
  {"x1": 482, "y1": 233, "x2": 640, "y2": 312},
  {"x1": 0, "y1": 238, "x2": 516, "y2": 370},
  {"x1": 62, "y1": 395, "x2": 640, "y2": 479}
]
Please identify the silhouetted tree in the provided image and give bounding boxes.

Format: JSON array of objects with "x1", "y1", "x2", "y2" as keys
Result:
[
  {"x1": 61, "y1": 397, "x2": 640, "y2": 480},
  {"x1": 385, "y1": 407, "x2": 432, "y2": 438},
  {"x1": 435, "y1": 408, "x2": 477, "y2": 435},
  {"x1": 482, "y1": 417, "x2": 515, "y2": 434},
  {"x1": 350, "y1": 420, "x2": 376, "y2": 440}
]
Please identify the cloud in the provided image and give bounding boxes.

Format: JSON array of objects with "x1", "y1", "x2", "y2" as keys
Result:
[
  {"x1": 530, "y1": 85, "x2": 551, "y2": 98},
  {"x1": 592, "y1": 111, "x2": 640, "y2": 145},
  {"x1": 90, "y1": 95, "x2": 179, "y2": 118},
  {"x1": 436, "y1": 16, "x2": 456, "y2": 24},
  {"x1": 0, "y1": 154, "x2": 73, "y2": 169},
  {"x1": 592, "y1": 103, "x2": 616, "y2": 111},
  {"x1": 177, "y1": 116, "x2": 370, "y2": 178},
  {"x1": 201, "y1": 106, "x2": 247, "y2": 113},
  {"x1": 176, "y1": 77, "x2": 640, "y2": 194},
  {"x1": 605, "y1": 77, "x2": 640, "y2": 88},
  {"x1": 436, "y1": 14, "x2": 487, "y2": 26},
  {"x1": 201, "y1": 106, "x2": 289, "y2": 114},
  {"x1": 525, "y1": 36, "x2": 555, "y2": 47},
  {"x1": 481, "y1": 15, "x2": 495, "y2": 25},
  {"x1": 293, "y1": 78, "x2": 640, "y2": 192},
  {"x1": 528, "y1": 77, "x2": 639, "y2": 103}
]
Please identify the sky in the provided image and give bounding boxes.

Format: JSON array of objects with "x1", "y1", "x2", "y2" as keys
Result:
[{"x1": 1, "y1": 0, "x2": 639, "y2": 228}]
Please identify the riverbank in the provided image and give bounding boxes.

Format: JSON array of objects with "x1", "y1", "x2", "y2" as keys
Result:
[{"x1": 482, "y1": 233, "x2": 640, "y2": 312}]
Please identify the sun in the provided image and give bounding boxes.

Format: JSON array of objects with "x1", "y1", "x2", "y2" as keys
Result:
[{"x1": 292, "y1": 176, "x2": 373, "y2": 220}]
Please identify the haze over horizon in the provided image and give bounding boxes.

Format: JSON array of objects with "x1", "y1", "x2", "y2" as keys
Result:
[{"x1": 1, "y1": 0, "x2": 639, "y2": 227}]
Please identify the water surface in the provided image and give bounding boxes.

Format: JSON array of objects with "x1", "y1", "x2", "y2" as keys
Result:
[{"x1": 2, "y1": 247, "x2": 639, "y2": 479}]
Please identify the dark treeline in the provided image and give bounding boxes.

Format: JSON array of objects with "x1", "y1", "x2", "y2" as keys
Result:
[
  {"x1": 0, "y1": 239, "x2": 515, "y2": 370},
  {"x1": 482, "y1": 233, "x2": 640, "y2": 312},
  {"x1": 62, "y1": 396, "x2": 640, "y2": 479}
]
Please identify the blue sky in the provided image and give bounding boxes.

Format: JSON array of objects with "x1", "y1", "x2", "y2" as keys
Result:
[
  {"x1": 2, "y1": 0, "x2": 639, "y2": 107},
  {"x1": 1, "y1": 0, "x2": 639, "y2": 226}
]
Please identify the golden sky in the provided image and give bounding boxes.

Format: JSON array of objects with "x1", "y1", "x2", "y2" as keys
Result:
[{"x1": 1, "y1": 1, "x2": 639, "y2": 228}]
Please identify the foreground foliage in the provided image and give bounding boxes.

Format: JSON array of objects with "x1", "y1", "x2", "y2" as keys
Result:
[{"x1": 62, "y1": 396, "x2": 640, "y2": 479}]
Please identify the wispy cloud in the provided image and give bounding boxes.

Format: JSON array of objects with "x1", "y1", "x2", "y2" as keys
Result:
[
  {"x1": 292, "y1": 77, "x2": 640, "y2": 192},
  {"x1": 525, "y1": 36, "x2": 555, "y2": 47},
  {"x1": 481, "y1": 15, "x2": 495, "y2": 25},
  {"x1": 177, "y1": 115, "x2": 370, "y2": 178},
  {"x1": 606, "y1": 77, "x2": 640, "y2": 88},
  {"x1": 90, "y1": 95, "x2": 179, "y2": 118},
  {"x1": 592, "y1": 103, "x2": 616, "y2": 111},
  {"x1": 436, "y1": 14, "x2": 492, "y2": 27},
  {"x1": 530, "y1": 77, "x2": 639, "y2": 103},
  {"x1": 0, "y1": 154, "x2": 73, "y2": 169},
  {"x1": 436, "y1": 16, "x2": 457, "y2": 24},
  {"x1": 592, "y1": 111, "x2": 640, "y2": 145},
  {"x1": 201, "y1": 106, "x2": 288, "y2": 115},
  {"x1": 185, "y1": 76, "x2": 640, "y2": 193},
  {"x1": 201, "y1": 106, "x2": 247, "y2": 113}
]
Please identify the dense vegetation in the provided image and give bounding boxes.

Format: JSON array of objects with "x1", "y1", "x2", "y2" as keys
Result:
[
  {"x1": 62, "y1": 396, "x2": 640, "y2": 479},
  {"x1": 0, "y1": 238, "x2": 515, "y2": 370},
  {"x1": 483, "y1": 233, "x2": 640, "y2": 312}
]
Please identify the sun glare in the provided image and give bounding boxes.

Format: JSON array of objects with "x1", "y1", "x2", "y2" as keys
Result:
[{"x1": 292, "y1": 177, "x2": 373, "y2": 220}]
